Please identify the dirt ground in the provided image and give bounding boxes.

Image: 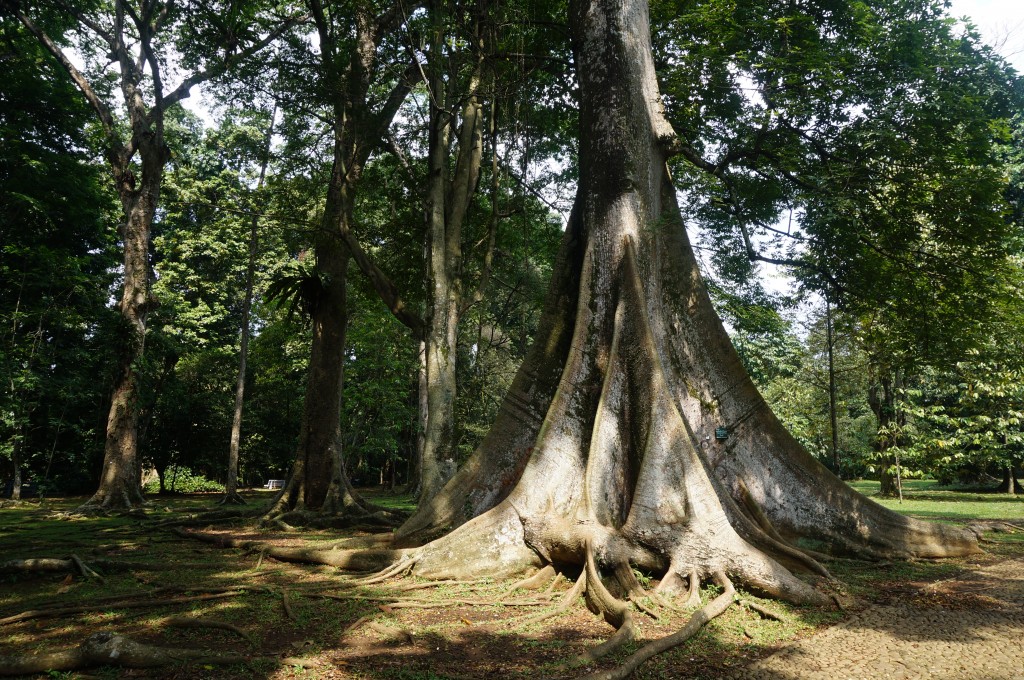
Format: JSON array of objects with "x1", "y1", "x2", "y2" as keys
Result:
[
  {"x1": 731, "y1": 556, "x2": 1024, "y2": 680},
  {"x1": 1, "y1": 496, "x2": 1023, "y2": 679}
]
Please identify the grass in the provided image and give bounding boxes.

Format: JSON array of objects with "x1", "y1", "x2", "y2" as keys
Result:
[
  {"x1": 0, "y1": 485, "x2": 1022, "y2": 679},
  {"x1": 847, "y1": 478, "x2": 1024, "y2": 522}
]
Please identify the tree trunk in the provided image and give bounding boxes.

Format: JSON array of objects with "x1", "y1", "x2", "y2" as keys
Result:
[
  {"x1": 10, "y1": 438, "x2": 22, "y2": 501},
  {"x1": 265, "y1": 3, "x2": 420, "y2": 523},
  {"x1": 81, "y1": 146, "x2": 163, "y2": 511},
  {"x1": 393, "y1": 0, "x2": 978, "y2": 588},
  {"x1": 418, "y1": 3, "x2": 486, "y2": 504},
  {"x1": 869, "y1": 372, "x2": 905, "y2": 498},
  {"x1": 998, "y1": 466, "x2": 1022, "y2": 494},
  {"x1": 420, "y1": 44, "x2": 458, "y2": 502},
  {"x1": 826, "y1": 299, "x2": 841, "y2": 477},
  {"x1": 270, "y1": 237, "x2": 349, "y2": 513},
  {"x1": 222, "y1": 107, "x2": 275, "y2": 505}
]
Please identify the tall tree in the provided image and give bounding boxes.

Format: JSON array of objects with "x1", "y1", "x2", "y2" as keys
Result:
[
  {"x1": 223, "y1": 105, "x2": 276, "y2": 504},
  {"x1": 4, "y1": 0, "x2": 299, "y2": 509},
  {"x1": 419, "y1": 0, "x2": 480, "y2": 502},
  {"x1": 386, "y1": 0, "x2": 977, "y2": 572},
  {"x1": 327, "y1": 5, "x2": 982, "y2": 672},
  {"x1": 266, "y1": 0, "x2": 424, "y2": 516},
  {"x1": 0, "y1": 15, "x2": 117, "y2": 500}
]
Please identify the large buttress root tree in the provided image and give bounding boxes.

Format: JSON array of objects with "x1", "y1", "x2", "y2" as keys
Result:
[{"x1": 386, "y1": 0, "x2": 978, "y2": 600}]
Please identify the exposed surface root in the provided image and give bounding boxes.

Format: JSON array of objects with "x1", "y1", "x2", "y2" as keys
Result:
[
  {"x1": 323, "y1": 535, "x2": 394, "y2": 550},
  {"x1": 281, "y1": 589, "x2": 296, "y2": 620},
  {"x1": 218, "y1": 492, "x2": 248, "y2": 506},
  {"x1": 0, "y1": 557, "x2": 68, "y2": 575},
  {"x1": 0, "y1": 554, "x2": 105, "y2": 580},
  {"x1": 342, "y1": 614, "x2": 374, "y2": 635},
  {"x1": 577, "y1": 543, "x2": 637, "y2": 664},
  {"x1": 163, "y1": 616, "x2": 255, "y2": 644},
  {"x1": 614, "y1": 563, "x2": 674, "y2": 616},
  {"x1": 0, "y1": 631, "x2": 249, "y2": 676},
  {"x1": 654, "y1": 568, "x2": 702, "y2": 609},
  {"x1": 0, "y1": 590, "x2": 247, "y2": 627},
  {"x1": 173, "y1": 527, "x2": 407, "y2": 571},
  {"x1": 273, "y1": 509, "x2": 404, "y2": 530},
  {"x1": 0, "y1": 556, "x2": 95, "y2": 578},
  {"x1": 579, "y1": 572, "x2": 736, "y2": 680},
  {"x1": 681, "y1": 570, "x2": 702, "y2": 609},
  {"x1": 70, "y1": 554, "x2": 103, "y2": 580},
  {"x1": 354, "y1": 558, "x2": 417, "y2": 585},
  {"x1": 146, "y1": 506, "x2": 263, "y2": 528},
  {"x1": 967, "y1": 520, "x2": 1023, "y2": 538},
  {"x1": 365, "y1": 620, "x2": 415, "y2": 644},
  {"x1": 516, "y1": 570, "x2": 586, "y2": 629},
  {"x1": 738, "y1": 598, "x2": 783, "y2": 622},
  {"x1": 509, "y1": 564, "x2": 557, "y2": 592}
]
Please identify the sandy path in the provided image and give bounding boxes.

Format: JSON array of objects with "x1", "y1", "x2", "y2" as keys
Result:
[{"x1": 731, "y1": 558, "x2": 1024, "y2": 679}]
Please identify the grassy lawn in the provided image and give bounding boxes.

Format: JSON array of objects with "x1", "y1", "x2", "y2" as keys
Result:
[
  {"x1": 847, "y1": 478, "x2": 1024, "y2": 523},
  {"x1": 0, "y1": 486, "x2": 1022, "y2": 679}
]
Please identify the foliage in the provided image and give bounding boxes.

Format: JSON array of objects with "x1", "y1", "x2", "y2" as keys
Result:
[
  {"x1": 0, "y1": 16, "x2": 119, "y2": 492},
  {"x1": 144, "y1": 466, "x2": 225, "y2": 494},
  {"x1": 901, "y1": 334, "x2": 1024, "y2": 486},
  {"x1": 342, "y1": 281, "x2": 418, "y2": 486},
  {"x1": 1, "y1": 0, "x2": 1023, "y2": 499},
  {"x1": 656, "y1": 0, "x2": 1022, "y2": 368}
]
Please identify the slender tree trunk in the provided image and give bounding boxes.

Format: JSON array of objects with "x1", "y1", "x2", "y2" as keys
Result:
[
  {"x1": 222, "y1": 107, "x2": 276, "y2": 505},
  {"x1": 419, "y1": 3, "x2": 486, "y2": 504},
  {"x1": 826, "y1": 299, "x2": 840, "y2": 477},
  {"x1": 870, "y1": 371, "x2": 905, "y2": 498},
  {"x1": 10, "y1": 439, "x2": 22, "y2": 501},
  {"x1": 998, "y1": 466, "x2": 1022, "y2": 494},
  {"x1": 421, "y1": 38, "x2": 457, "y2": 501}
]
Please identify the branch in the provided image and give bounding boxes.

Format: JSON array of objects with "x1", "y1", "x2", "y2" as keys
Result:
[
  {"x1": 353, "y1": 60, "x2": 420, "y2": 176},
  {"x1": 384, "y1": 131, "x2": 418, "y2": 186},
  {"x1": 463, "y1": 100, "x2": 502, "y2": 315},
  {"x1": 161, "y1": 12, "x2": 307, "y2": 111},
  {"x1": 12, "y1": 8, "x2": 125, "y2": 155},
  {"x1": 494, "y1": 150, "x2": 567, "y2": 218},
  {"x1": 377, "y1": 0, "x2": 423, "y2": 36},
  {"x1": 337, "y1": 226, "x2": 424, "y2": 338},
  {"x1": 51, "y1": 1, "x2": 116, "y2": 47},
  {"x1": 126, "y1": 4, "x2": 165, "y2": 113}
]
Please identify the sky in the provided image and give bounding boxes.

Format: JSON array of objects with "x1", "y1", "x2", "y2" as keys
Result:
[{"x1": 948, "y1": 0, "x2": 1024, "y2": 71}]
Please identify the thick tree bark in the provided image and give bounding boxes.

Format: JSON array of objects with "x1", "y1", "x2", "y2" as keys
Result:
[
  {"x1": 270, "y1": 222, "x2": 350, "y2": 513},
  {"x1": 392, "y1": 0, "x2": 978, "y2": 589}
]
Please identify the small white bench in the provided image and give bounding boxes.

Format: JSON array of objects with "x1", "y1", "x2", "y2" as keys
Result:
[{"x1": 264, "y1": 479, "x2": 285, "y2": 490}]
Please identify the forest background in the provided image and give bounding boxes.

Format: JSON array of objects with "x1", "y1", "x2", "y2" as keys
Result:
[{"x1": 3, "y1": 0, "x2": 1024, "y2": 506}]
